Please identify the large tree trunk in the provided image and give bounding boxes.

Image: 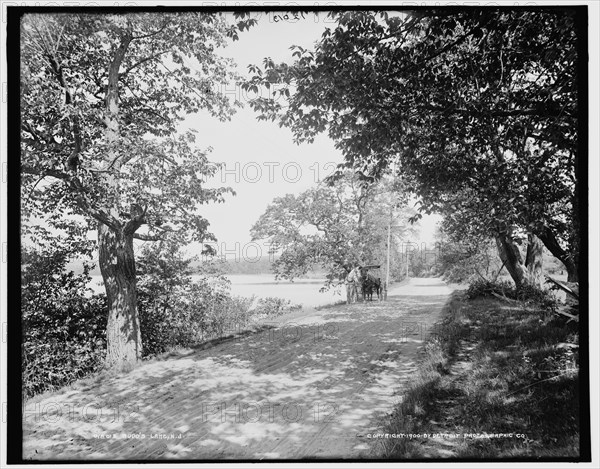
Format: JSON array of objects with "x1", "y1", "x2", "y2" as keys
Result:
[
  {"x1": 495, "y1": 231, "x2": 543, "y2": 288},
  {"x1": 98, "y1": 222, "x2": 142, "y2": 369},
  {"x1": 537, "y1": 226, "x2": 578, "y2": 282},
  {"x1": 525, "y1": 233, "x2": 544, "y2": 287},
  {"x1": 495, "y1": 234, "x2": 528, "y2": 288},
  {"x1": 99, "y1": 31, "x2": 141, "y2": 369}
]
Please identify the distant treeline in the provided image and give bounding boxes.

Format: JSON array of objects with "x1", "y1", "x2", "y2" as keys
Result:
[
  {"x1": 189, "y1": 256, "x2": 330, "y2": 278},
  {"x1": 194, "y1": 256, "x2": 277, "y2": 275}
]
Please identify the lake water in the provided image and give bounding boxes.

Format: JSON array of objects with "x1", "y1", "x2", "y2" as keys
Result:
[{"x1": 88, "y1": 274, "x2": 345, "y2": 309}]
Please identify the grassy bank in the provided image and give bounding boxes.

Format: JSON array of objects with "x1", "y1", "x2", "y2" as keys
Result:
[{"x1": 377, "y1": 291, "x2": 580, "y2": 459}]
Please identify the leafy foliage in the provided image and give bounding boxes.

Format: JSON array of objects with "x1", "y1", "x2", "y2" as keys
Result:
[
  {"x1": 20, "y1": 12, "x2": 245, "y2": 244},
  {"x1": 136, "y1": 240, "x2": 252, "y2": 356},
  {"x1": 252, "y1": 297, "x2": 302, "y2": 319},
  {"x1": 22, "y1": 224, "x2": 107, "y2": 398},
  {"x1": 465, "y1": 279, "x2": 518, "y2": 300},
  {"x1": 408, "y1": 248, "x2": 440, "y2": 278},
  {"x1": 433, "y1": 226, "x2": 504, "y2": 283},
  {"x1": 244, "y1": 9, "x2": 581, "y2": 281},
  {"x1": 137, "y1": 281, "x2": 255, "y2": 357},
  {"x1": 466, "y1": 278, "x2": 558, "y2": 314},
  {"x1": 135, "y1": 241, "x2": 301, "y2": 357}
]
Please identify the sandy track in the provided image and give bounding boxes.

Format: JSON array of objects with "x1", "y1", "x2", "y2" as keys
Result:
[{"x1": 23, "y1": 277, "x2": 454, "y2": 461}]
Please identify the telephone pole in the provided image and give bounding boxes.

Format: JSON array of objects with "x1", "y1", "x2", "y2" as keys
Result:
[
  {"x1": 406, "y1": 244, "x2": 410, "y2": 278},
  {"x1": 385, "y1": 221, "x2": 391, "y2": 299}
]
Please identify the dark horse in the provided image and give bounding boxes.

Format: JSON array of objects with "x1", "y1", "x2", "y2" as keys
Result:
[{"x1": 360, "y1": 269, "x2": 382, "y2": 301}]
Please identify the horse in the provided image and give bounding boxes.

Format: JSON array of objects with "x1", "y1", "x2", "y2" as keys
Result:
[{"x1": 360, "y1": 271, "x2": 382, "y2": 301}]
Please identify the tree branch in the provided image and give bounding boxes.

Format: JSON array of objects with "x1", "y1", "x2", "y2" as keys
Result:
[
  {"x1": 130, "y1": 21, "x2": 170, "y2": 41},
  {"x1": 536, "y1": 226, "x2": 576, "y2": 275},
  {"x1": 21, "y1": 163, "x2": 70, "y2": 180},
  {"x1": 132, "y1": 232, "x2": 164, "y2": 241},
  {"x1": 22, "y1": 121, "x2": 40, "y2": 139},
  {"x1": 334, "y1": 15, "x2": 421, "y2": 64},
  {"x1": 21, "y1": 164, "x2": 121, "y2": 230},
  {"x1": 545, "y1": 275, "x2": 579, "y2": 299},
  {"x1": 123, "y1": 203, "x2": 148, "y2": 235},
  {"x1": 415, "y1": 16, "x2": 492, "y2": 69},
  {"x1": 123, "y1": 81, "x2": 170, "y2": 123},
  {"x1": 120, "y1": 49, "x2": 170, "y2": 77},
  {"x1": 423, "y1": 103, "x2": 575, "y2": 119},
  {"x1": 37, "y1": 35, "x2": 84, "y2": 172},
  {"x1": 102, "y1": 32, "x2": 133, "y2": 175}
]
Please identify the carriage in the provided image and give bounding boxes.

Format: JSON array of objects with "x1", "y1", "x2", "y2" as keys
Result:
[{"x1": 346, "y1": 264, "x2": 384, "y2": 303}]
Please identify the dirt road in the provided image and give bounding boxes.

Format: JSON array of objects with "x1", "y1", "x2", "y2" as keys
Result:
[{"x1": 23, "y1": 277, "x2": 454, "y2": 460}]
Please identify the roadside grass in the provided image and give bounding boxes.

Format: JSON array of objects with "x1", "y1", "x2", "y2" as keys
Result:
[{"x1": 377, "y1": 292, "x2": 580, "y2": 459}]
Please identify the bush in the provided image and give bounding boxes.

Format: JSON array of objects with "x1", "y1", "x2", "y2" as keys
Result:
[
  {"x1": 137, "y1": 242, "x2": 310, "y2": 357},
  {"x1": 515, "y1": 283, "x2": 558, "y2": 311},
  {"x1": 138, "y1": 277, "x2": 256, "y2": 357},
  {"x1": 22, "y1": 250, "x2": 108, "y2": 399},
  {"x1": 138, "y1": 285, "x2": 304, "y2": 357},
  {"x1": 465, "y1": 279, "x2": 515, "y2": 299},
  {"x1": 465, "y1": 279, "x2": 558, "y2": 314},
  {"x1": 252, "y1": 297, "x2": 303, "y2": 319}
]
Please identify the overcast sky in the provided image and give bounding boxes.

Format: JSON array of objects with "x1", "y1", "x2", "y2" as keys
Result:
[{"x1": 180, "y1": 11, "x2": 440, "y2": 260}]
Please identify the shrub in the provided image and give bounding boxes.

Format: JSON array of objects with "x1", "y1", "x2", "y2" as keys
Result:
[
  {"x1": 137, "y1": 241, "x2": 313, "y2": 357},
  {"x1": 175, "y1": 280, "x2": 256, "y2": 342},
  {"x1": 22, "y1": 248, "x2": 108, "y2": 399},
  {"x1": 138, "y1": 287, "x2": 305, "y2": 357},
  {"x1": 465, "y1": 279, "x2": 558, "y2": 315},
  {"x1": 252, "y1": 297, "x2": 303, "y2": 319},
  {"x1": 515, "y1": 283, "x2": 558, "y2": 313},
  {"x1": 137, "y1": 275, "x2": 257, "y2": 357},
  {"x1": 465, "y1": 279, "x2": 515, "y2": 299}
]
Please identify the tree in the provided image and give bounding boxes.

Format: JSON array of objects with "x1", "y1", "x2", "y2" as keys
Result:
[
  {"x1": 250, "y1": 173, "x2": 416, "y2": 289},
  {"x1": 20, "y1": 13, "x2": 255, "y2": 368},
  {"x1": 243, "y1": 9, "x2": 582, "y2": 285},
  {"x1": 430, "y1": 186, "x2": 546, "y2": 288}
]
